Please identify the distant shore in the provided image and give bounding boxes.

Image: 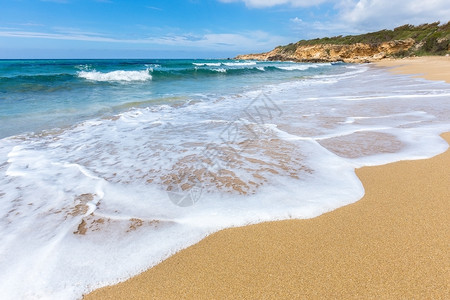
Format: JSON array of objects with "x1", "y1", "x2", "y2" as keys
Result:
[{"x1": 85, "y1": 57, "x2": 450, "y2": 299}]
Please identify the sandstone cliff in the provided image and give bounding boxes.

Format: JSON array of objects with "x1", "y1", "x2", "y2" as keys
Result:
[
  {"x1": 235, "y1": 22, "x2": 450, "y2": 63},
  {"x1": 236, "y1": 39, "x2": 416, "y2": 63}
]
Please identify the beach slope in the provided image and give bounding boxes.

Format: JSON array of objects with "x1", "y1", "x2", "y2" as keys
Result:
[
  {"x1": 375, "y1": 56, "x2": 450, "y2": 83},
  {"x1": 86, "y1": 134, "x2": 450, "y2": 299},
  {"x1": 85, "y1": 58, "x2": 450, "y2": 299}
]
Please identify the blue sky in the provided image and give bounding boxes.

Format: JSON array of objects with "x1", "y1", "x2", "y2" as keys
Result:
[{"x1": 0, "y1": 0, "x2": 449, "y2": 58}]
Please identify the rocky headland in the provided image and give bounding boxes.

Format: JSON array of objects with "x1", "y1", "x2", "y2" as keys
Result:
[{"x1": 235, "y1": 22, "x2": 450, "y2": 63}]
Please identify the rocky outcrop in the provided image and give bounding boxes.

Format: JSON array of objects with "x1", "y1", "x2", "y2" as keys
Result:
[{"x1": 236, "y1": 38, "x2": 416, "y2": 63}]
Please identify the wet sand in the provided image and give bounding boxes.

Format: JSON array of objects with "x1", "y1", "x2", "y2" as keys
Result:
[
  {"x1": 375, "y1": 56, "x2": 450, "y2": 83},
  {"x1": 85, "y1": 57, "x2": 450, "y2": 299}
]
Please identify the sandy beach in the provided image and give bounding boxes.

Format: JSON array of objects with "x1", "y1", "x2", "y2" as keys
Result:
[
  {"x1": 375, "y1": 56, "x2": 450, "y2": 83},
  {"x1": 85, "y1": 57, "x2": 450, "y2": 299}
]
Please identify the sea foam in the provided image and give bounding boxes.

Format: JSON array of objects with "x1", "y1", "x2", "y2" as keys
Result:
[
  {"x1": 223, "y1": 61, "x2": 257, "y2": 66},
  {"x1": 0, "y1": 64, "x2": 449, "y2": 300},
  {"x1": 276, "y1": 63, "x2": 331, "y2": 71},
  {"x1": 78, "y1": 69, "x2": 152, "y2": 82},
  {"x1": 212, "y1": 68, "x2": 227, "y2": 73}
]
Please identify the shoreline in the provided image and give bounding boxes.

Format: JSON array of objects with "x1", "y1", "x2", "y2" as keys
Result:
[
  {"x1": 374, "y1": 56, "x2": 450, "y2": 83},
  {"x1": 85, "y1": 57, "x2": 450, "y2": 299}
]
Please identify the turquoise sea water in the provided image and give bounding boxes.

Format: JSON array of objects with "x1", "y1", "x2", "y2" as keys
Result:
[
  {"x1": 0, "y1": 59, "x2": 343, "y2": 138},
  {"x1": 0, "y1": 59, "x2": 449, "y2": 299}
]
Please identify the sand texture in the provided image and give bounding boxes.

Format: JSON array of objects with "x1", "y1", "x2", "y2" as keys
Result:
[
  {"x1": 375, "y1": 56, "x2": 450, "y2": 83},
  {"x1": 85, "y1": 57, "x2": 450, "y2": 299},
  {"x1": 85, "y1": 134, "x2": 450, "y2": 299}
]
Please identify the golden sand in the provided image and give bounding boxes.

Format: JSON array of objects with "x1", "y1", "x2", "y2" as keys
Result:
[
  {"x1": 85, "y1": 58, "x2": 450, "y2": 299},
  {"x1": 375, "y1": 56, "x2": 450, "y2": 83}
]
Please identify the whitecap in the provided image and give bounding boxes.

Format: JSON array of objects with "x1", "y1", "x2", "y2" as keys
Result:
[
  {"x1": 276, "y1": 63, "x2": 332, "y2": 71},
  {"x1": 77, "y1": 69, "x2": 152, "y2": 82},
  {"x1": 223, "y1": 62, "x2": 257, "y2": 66}
]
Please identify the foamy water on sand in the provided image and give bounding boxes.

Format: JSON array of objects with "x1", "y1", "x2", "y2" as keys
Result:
[{"x1": 0, "y1": 60, "x2": 449, "y2": 299}]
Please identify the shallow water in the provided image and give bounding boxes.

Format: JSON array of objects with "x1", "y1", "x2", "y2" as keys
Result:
[{"x1": 0, "y1": 59, "x2": 449, "y2": 299}]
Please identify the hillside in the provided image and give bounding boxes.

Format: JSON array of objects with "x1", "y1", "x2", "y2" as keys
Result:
[{"x1": 235, "y1": 22, "x2": 450, "y2": 63}]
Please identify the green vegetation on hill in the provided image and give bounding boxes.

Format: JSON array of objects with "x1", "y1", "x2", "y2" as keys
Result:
[{"x1": 278, "y1": 22, "x2": 450, "y2": 57}]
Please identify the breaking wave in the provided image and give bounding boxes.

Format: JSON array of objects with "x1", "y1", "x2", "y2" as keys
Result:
[{"x1": 77, "y1": 69, "x2": 152, "y2": 82}]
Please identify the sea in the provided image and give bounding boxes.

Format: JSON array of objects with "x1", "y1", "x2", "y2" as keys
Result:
[{"x1": 0, "y1": 59, "x2": 449, "y2": 299}]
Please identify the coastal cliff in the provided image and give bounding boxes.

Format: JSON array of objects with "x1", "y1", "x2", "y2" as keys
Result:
[
  {"x1": 236, "y1": 39, "x2": 416, "y2": 63},
  {"x1": 236, "y1": 22, "x2": 450, "y2": 63}
]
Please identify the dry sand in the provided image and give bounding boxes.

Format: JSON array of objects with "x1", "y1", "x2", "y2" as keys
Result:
[
  {"x1": 85, "y1": 58, "x2": 450, "y2": 299},
  {"x1": 375, "y1": 56, "x2": 450, "y2": 83}
]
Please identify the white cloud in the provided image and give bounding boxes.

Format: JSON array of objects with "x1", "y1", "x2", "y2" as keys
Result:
[
  {"x1": 286, "y1": 0, "x2": 450, "y2": 39},
  {"x1": 146, "y1": 6, "x2": 163, "y2": 11},
  {"x1": 145, "y1": 31, "x2": 288, "y2": 51},
  {"x1": 0, "y1": 30, "x2": 118, "y2": 42},
  {"x1": 289, "y1": 17, "x2": 365, "y2": 38},
  {"x1": 222, "y1": 0, "x2": 449, "y2": 33},
  {"x1": 0, "y1": 29, "x2": 288, "y2": 52},
  {"x1": 290, "y1": 17, "x2": 303, "y2": 24},
  {"x1": 339, "y1": 0, "x2": 450, "y2": 29},
  {"x1": 219, "y1": 0, "x2": 328, "y2": 8}
]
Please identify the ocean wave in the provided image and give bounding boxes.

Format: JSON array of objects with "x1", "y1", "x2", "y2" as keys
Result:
[
  {"x1": 152, "y1": 67, "x2": 264, "y2": 78},
  {"x1": 276, "y1": 65, "x2": 311, "y2": 71},
  {"x1": 77, "y1": 69, "x2": 152, "y2": 82},
  {"x1": 0, "y1": 74, "x2": 77, "y2": 93},
  {"x1": 3, "y1": 60, "x2": 450, "y2": 300},
  {"x1": 212, "y1": 68, "x2": 227, "y2": 73},
  {"x1": 223, "y1": 62, "x2": 257, "y2": 67},
  {"x1": 275, "y1": 63, "x2": 332, "y2": 71},
  {"x1": 75, "y1": 64, "x2": 92, "y2": 71},
  {"x1": 193, "y1": 62, "x2": 222, "y2": 67}
]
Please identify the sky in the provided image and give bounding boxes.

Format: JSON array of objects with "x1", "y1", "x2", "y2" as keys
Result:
[{"x1": 0, "y1": 0, "x2": 449, "y2": 59}]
